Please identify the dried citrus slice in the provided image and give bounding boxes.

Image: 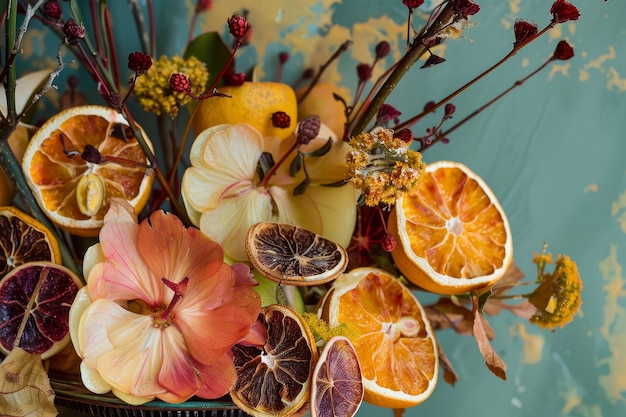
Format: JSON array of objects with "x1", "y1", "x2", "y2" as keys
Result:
[
  {"x1": 311, "y1": 336, "x2": 363, "y2": 417},
  {"x1": 0, "y1": 261, "x2": 82, "y2": 359},
  {"x1": 0, "y1": 206, "x2": 61, "y2": 277},
  {"x1": 21, "y1": 105, "x2": 154, "y2": 236},
  {"x1": 246, "y1": 222, "x2": 348, "y2": 286},
  {"x1": 230, "y1": 304, "x2": 318, "y2": 417},
  {"x1": 389, "y1": 160, "x2": 513, "y2": 295},
  {"x1": 319, "y1": 267, "x2": 438, "y2": 408}
]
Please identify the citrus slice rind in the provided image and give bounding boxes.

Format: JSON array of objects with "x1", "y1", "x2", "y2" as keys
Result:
[
  {"x1": 389, "y1": 160, "x2": 513, "y2": 295},
  {"x1": 21, "y1": 105, "x2": 154, "y2": 236},
  {"x1": 0, "y1": 206, "x2": 61, "y2": 277},
  {"x1": 230, "y1": 304, "x2": 318, "y2": 417},
  {"x1": 311, "y1": 335, "x2": 364, "y2": 417},
  {"x1": 0, "y1": 261, "x2": 83, "y2": 359},
  {"x1": 320, "y1": 267, "x2": 438, "y2": 409},
  {"x1": 246, "y1": 222, "x2": 348, "y2": 286}
]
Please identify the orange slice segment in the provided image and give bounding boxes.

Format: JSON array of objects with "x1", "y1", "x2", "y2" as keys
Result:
[
  {"x1": 246, "y1": 222, "x2": 348, "y2": 286},
  {"x1": 0, "y1": 262, "x2": 82, "y2": 359},
  {"x1": 0, "y1": 206, "x2": 61, "y2": 277},
  {"x1": 311, "y1": 336, "x2": 363, "y2": 417},
  {"x1": 230, "y1": 304, "x2": 318, "y2": 417},
  {"x1": 320, "y1": 267, "x2": 438, "y2": 408},
  {"x1": 389, "y1": 160, "x2": 513, "y2": 295},
  {"x1": 21, "y1": 105, "x2": 154, "y2": 236}
]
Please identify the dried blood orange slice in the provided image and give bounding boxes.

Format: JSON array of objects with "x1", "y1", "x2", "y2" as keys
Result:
[
  {"x1": 246, "y1": 222, "x2": 348, "y2": 286},
  {"x1": 0, "y1": 262, "x2": 82, "y2": 359},
  {"x1": 0, "y1": 206, "x2": 61, "y2": 277},
  {"x1": 21, "y1": 105, "x2": 154, "y2": 236},
  {"x1": 319, "y1": 267, "x2": 438, "y2": 408},
  {"x1": 230, "y1": 304, "x2": 318, "y2": 417},
  {"x1": 389, "y1": 160, "x2": 513, "y2": 295},
  {"x1": 311, "y1": 336, "x2": 363, "y2": 417}
]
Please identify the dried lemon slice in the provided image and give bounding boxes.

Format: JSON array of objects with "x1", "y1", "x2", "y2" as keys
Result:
[{"x1": 246, "y1": 222, "x2": 348, "y2": 286}]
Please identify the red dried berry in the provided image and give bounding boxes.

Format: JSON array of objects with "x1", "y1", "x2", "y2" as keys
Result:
[
  {"x1": 169, "y1": 73, "x2": 192, "y2": 93},
  {"x1": 297, "y1": 115, "x2": 321, "y2": 145},
  {"x1": 553, "y1": 40, "x2": 574, "y2": 60},
  {"x1": 444, "y1": 103, "x2": 456, "y2": 118},
  {"x1": 377, "y1": 103, "x2": 402, "y2": 125},
  {"x1": 381, "y1": 233, "x2": 396, "y2": 252},
  {"x1": 223, "y1": 71, "x2": 246, "y2": 86},
  {"x1": 513, "y1": 20, "x2": 538, "y2": 48},
  {"x1": 128, "y1": 52, "x2": 153, "y2": 75},
  {"x1": 550, "y1": 0, "x2": 580, "y2": 24},
  {"x1": 402, "y1": 0, "x2": 424, "y2": 11},
  {"x1": 63, "y1": 18, "x2": 85, "y2": 44},
  {"x1": 357, "y1": 63, "x2": 372, "y2": 82},
  {"x1": 228, "y1": 14, "x2": 251, "y2": 41},
  {"x1": 375, "y1": 41, "x2": 391, "y2": 59},
  {"x1": 271, "y1": 111, "x2": 291, "y2": 129},
  {"x1": 278, "y1": 52, "x2": 290, "y2": 64},
  {"x1": 393, "y1": 129, "x2": 414, "y2": 144},
  {"x1": 43, "y1": 0, "x2": 62, "y2": 20},
  {"x1": 195, "y1": 0, "x2": 212, "y2": 12}
]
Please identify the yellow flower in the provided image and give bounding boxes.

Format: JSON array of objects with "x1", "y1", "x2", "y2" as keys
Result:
[
  {"x1": 528, "y1": 253, "x2": 583, "y2": 330},
  {"x1": 133, "y1": 55, "x2": 208, "y2": 118},
  {"x1": 346, "y1": 127, "x2": 425, "y2": 206}
]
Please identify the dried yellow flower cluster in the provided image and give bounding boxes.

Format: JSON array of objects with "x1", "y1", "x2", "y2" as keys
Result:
[
  {"x1": 346, "y1": 127, "x2": 425, "y2": 207},
  {"x1": 133, "y1": 55, "x2": 209, "y2": 118},
  {"x1": 302, "y1": 312, "x2": 361, "y2": 344},
  {"x1": 529, "y1": 253, "x2": 583, "y2": 330}
]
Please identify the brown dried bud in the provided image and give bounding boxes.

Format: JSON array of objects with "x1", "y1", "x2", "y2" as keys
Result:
[
  {"x1": 357, "y1": 63, "x2": 372, "y2": 82},
  {"x1": 553, "y1": 40, "x2": 574, "y2": 60},
  {"x1": 444, "y1": 103, "x2": 456, "y2": 118},
  {"x1": 223, "y1": 70, "x2": 246, "y2": 86},
  {"x1": 377, "y1": 103, "x2": 402, "y2": 125},
  {"x1": 169, "y1": 73, "x2": 192, "y2": 93},
  {"x1": 454, "y1": 0, "x2": 480, "y2": 20},
  {"x1": 421, "y1": 53, "x2": 446, "y2": 68},
  {"x1": 271, "y1": 111, "x2": 291, "y2": 129},
  {"x1": 43, "y1": 0, "x2": 62, "y2": 20},
  {"x1": 195, "y1": 0, "x2": 212, "y2": 12},
  {"x1": 381, "y1": 233, "x2": 396, "y2": 252},
  {"x1": 550, "y1": 0, "x2": 580, "y2": 24},
  {"x1": 297, "y1": 115, "x2": 321, "y2": 145},
  {"x1": 393, "y1": 129, "x2": 414, "y2": 144},
  {"x1": 228, "y1": 14, "x2": 251, "y2": 41},
  {"x1": 108, "y1": 92, "x2": 121, "y2": 107},
  {"x1": 402, "y1": 0, "x2": 424, "y2": 11},
  {"x1": 278, "y1": 52, "x2": 290, "y2": 64},
  {"x1": 128, "y1": 52, "x2": 152, "y2": 75},
  {"x1": 513, "y1": 20, "x2": 538, "y2": 48},
  {"x1": 63, "y1": 18, "x2": 85, "y2": 44},
  {"x1": 81, "y1": 144, "x2": 103, "y2": 164},
  {"x1": 375, "y1": 41, "x2": 391, "y2": 59}
]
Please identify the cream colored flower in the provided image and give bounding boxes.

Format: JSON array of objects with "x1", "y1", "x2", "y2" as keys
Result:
[{"x1": 181, "y1": 123, "x2": 359, "y2": 261}]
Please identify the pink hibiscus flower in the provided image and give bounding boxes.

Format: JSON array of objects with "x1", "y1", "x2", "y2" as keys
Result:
[{"x1": 69, "y1": 199, "x2": 263, "y2": 404}]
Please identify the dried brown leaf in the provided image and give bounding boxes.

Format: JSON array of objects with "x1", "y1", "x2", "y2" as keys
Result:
[
  {"x1": 425, "y1": 297, "x2": 474, "y2": 335},
  {"x1": 472, "y1": 308, "x2": 507, "y2": 380},
  {"x1": 0, "y1": 347, "x2": 57, "y2": 417},
  {"x1": 437, "y1": 343, "x2": 459, "y2": 386}
]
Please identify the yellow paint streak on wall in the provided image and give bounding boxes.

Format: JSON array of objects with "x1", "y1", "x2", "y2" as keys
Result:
[
  {"x1": 606, "y1": 68, "x2": 626, "y2": 93},
  {"x1": 611, "y1": 190, "x2": 626, "y2": 234},
  {"x1": 597, "y1": 246, "x2": 626, "y2": 404},
  {"x1": 584, "y1": 183, "x2": 598, "y2": 193},
  {"x1": 548, "y1": 63, "x2": 571, "y2": 80},
  {"x1": 510, "y1": 322, "x2": 544, "y2": 364}
]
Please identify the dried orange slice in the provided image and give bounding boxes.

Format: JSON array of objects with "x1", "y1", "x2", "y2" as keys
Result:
[
  {"x1": 319, "y1": 267, "x2": 438, "y2": 408},
  {"x1": 230, "y1": 304, "x2": 318, "y2": 417},
  {"x1": 0, "y1": 206, "x2": 61, "y2": 277},
  {"x1": 246, "y1": 222, "x2": 348, "y2": 286},
  {"x1": 311, "y1": 336, "x2": 363, "y2": 417},
  {"x1": 0, "y1": 262, "x2": 82, "y2": 359},
  {"x1": 389, "y1": 160, "x2": 513, "y2": 295},
  {"x1": 21, "y1": 105, "x2": 154, "y2": 236}
]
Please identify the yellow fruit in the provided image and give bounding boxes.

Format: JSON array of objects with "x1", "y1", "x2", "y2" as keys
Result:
[
  {"x1": 0, "y1": 125, "x2": 31, "y2": 206},
  {"x1": 193, "y1": 81, "x2": 298, "y2": 139},
  {"x1": 319, "y1": 267, "x2": 438, "y2": 408},
  {"x1": 297, "y1": 81, "x2": 348, "y2": 139},
  {"x1": 21, "y1": 105, "x2": 154, "y2": 236},
  {"x1": 389, "y1": 160, "x2": 513, "y2": 295}
]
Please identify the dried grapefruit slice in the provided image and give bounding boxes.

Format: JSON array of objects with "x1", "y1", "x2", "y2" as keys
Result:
[
  {"x1": 246, "y1": 222, "x2": 348, "y2": 286},
  {"x1": 21, "y1": 105, "x2": 154, "y2": 236},
  {"x1": 319, "y1": 267, "x2": 438, "y2": 408},
  {"x1": 311, "y1": 336, "x2": 363, "y2": 417},
  {"x1": 389, "y1": 160, "x2": 513, "y2": 295},
  {"x1": 0, "y1": 206, "x2": 61, "y2": 277},
  {"x1": 230, "y1": 304, "x2": 318, "y2": 417},
  {"x1": 0, "y1": 262, "x2": 82, "y2": 359}
]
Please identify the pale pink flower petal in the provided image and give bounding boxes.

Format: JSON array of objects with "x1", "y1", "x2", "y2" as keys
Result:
[
  {"x1": 157, "y1": 328, "x2": 203, "y2": 402},
  {"x1": 193, "y1": 353, "x2": 238, "y2": 399}
]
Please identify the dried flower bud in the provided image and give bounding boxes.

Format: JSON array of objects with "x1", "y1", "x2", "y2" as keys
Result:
[
  {"x1": 43, "y1": 0, "x2": 62, "y2": 20},
  {"x1": 195, "y1": 0, "x2": 212, "y2": 12},
  {"x1": 169, "y1": 73, "x2": 192, "y2": 93},
  {"x1": 108, "y1": 92, "x2": 121, "y2": 108},
  {"x1": 228, "y1": 14, "x2": 251, "y2": 41},
  {"x1": 128, "y1": 52, "x2": 153, "y2": 75},
  {"x1": 454, "y1": 0, "x2": 480, "y2": 20},
  {"x1": 223, "y1": 70, "x2": 246, "y2": 86},
  {"x1": 271, "y1": 111, "x2": 291, "y2": 129},
  {"x1": 421, "y1": 53, "x2": 446, "y2": 68},
  {"x1": 513, "y1": 20, "x2": 538, "y2": 48},
  {"x1": 381, "y1": 233, "x2": 396, "y2": 252},
  {"x1": 81, "y1": 144, "x2": 103, "y2": 164},
  {"x1": 393, "y1": 128, "x2": 413, "y2": 144},
  {"x1": 550, "y1": 0, "x2": 580, "y2": 24},
  {"x1": 423, "y1": 101, "x2": 436, "y2": 112},
  {"x1": 377, "y1": 103, "x2": 402, "y2": 125},
  {"x1": 63, "y1": 18, "x2": 85, "y2": 44},
  {"x1": 375, "y1": 41, "x2": 391, "y2": 59},
  {"x1": 444, "y1": 103, "x2": 456, "y2": 118},
  {"x1": 402, "y1": 0, "x2": 424, "y2": 11},
  {"x1": 297, "y1": 115, "x2": 321, "y2": 145},
  {"x1": 302, "y1": 68, "x2": 315, "y2": 79},
  {"x1": 553, "y1": 40, "x2": 574, "y2": 60},
  {"x1": 357, "y1": 63, "x2": 372, "y2": 82},
  {"x1": 278, "y1": 52, "x2": 290, "y2": 64}
]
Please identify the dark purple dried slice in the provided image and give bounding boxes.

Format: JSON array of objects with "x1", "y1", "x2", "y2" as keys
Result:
[
  {"x1": 245, "y1": 222, "x2": 348, "y2": 286},
  {"x1": 311, "y1": 336, "x2": 363, "y2": 417},
  {"x1": 0, "y1": 261, "x2": 82, "y2": 359},
  {"x1": 230, "y1": 304, "x2": 318, "y2": 417}
]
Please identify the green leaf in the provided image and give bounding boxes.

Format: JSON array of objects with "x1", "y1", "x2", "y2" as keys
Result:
[
  {"x1": 290, "y1": 152, "x2": 303, "y2": 177},
  {"x1": 256, "y1": 152, "x2": 275, "y2": 181},
  {"x1": 477, "y1": 289, "x2": 493, "y2": 313},
  {"x1": 302, "y1": 137, "x2": 333, "y2": 157},
  {"x1": 184, "y1": 32, "x2": 233, "y2": 89},
  {"x1": 321, "y1": 179, "x2": 348, "y2": 187},
  {"x1": 293, "y1": 175, "x2": 311, "y2": 196}
]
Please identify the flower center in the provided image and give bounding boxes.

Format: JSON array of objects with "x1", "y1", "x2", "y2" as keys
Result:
[{"x1": 153, "y1": 276, "x2": 189, "y2": 328}]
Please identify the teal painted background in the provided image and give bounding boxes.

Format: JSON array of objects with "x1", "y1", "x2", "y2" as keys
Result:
[{"x1": 13, "y1": 1, "x2": 626, "y2": 416}]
